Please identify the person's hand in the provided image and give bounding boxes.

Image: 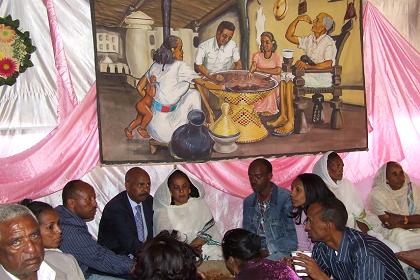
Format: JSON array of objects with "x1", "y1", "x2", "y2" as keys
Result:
[
  {"x1": 297, "y1": 14, "x2": 312, "y2": 24},
  {"x1": 247, "y1": 71, "x2": 254, "y2": 79},
  {"x1": 383, "y1": 211, "x2": 404, "y2": 228},
  {"x1": 292, "y1": 253, "x2": 330, "y2": 280},
  {"x1": 190, "y1": 237, "x2": 207, "y2": 253},
  {"x1": 295, "y1": 60, "x2": 309, "y2": 71},
  {"x1": 282, "y1": 256, "x2": 294, "y2": 268},
  {"x1": 259, "y1": 249, "x2": 270, "y2": 258},
  {"x1": 212, "y1": 74, "x2": 225, "y2": 82}
]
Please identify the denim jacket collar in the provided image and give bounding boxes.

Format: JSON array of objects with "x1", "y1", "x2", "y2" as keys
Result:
[{"x1": 251, "y1": 183, "x2": 279, "y2": 207}]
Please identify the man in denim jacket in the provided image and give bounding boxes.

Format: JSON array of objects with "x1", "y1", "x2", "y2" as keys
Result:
[{"x1": 243, "y1": 158, "x2": 297, "y2": 260}]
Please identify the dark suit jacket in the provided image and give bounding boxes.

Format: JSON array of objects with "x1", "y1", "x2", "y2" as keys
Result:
[{"x1": 98, "y1": 191, "x2": 153, "y2": 256}]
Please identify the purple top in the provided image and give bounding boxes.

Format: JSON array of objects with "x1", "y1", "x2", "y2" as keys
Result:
[{"x1": 236, "y1": 259, "x2": 301, "y2": 280}]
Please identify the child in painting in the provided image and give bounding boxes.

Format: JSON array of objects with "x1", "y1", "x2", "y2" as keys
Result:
[{"x1": 124, "y1": 75, "x2": 157, "y2": 139}]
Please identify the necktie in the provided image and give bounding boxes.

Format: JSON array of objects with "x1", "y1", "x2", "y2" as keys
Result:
[{"x1": 134, "y1": 205, "x2": 145, "y2": 241}]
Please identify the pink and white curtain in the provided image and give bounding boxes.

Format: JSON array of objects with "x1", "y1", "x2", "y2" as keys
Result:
[{"x1": 0, "y1": 0, "x2": 419, "y2": 233}]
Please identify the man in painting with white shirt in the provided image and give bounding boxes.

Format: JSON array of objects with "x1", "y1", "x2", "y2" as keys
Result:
[
  {"x1": 0, "y1": 204, "x2": 80, "y2": 280},
  {"x1": 285, "y1": 12, "x2": 337, "y2": 88},
  {"x1": 194, "y1": 21, "x2": 242, "y2": 110}
]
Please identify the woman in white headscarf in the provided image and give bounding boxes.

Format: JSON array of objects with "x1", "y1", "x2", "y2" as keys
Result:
[
  {"x1": 313, "y1": 151, "x2": 401, "y2": 252},
  {"x1": 153, "y1": 169, "x2": 223, "y2": 261},
  {"x1": 368, "y1": 161, "x2": 420, "y2": 251}
]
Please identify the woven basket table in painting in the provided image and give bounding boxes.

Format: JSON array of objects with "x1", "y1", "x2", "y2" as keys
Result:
[{"x1": 208, "y1": 70, "x2": 278, "y2": 143}]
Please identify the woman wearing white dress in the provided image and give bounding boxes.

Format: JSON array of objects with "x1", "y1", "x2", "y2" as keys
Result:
[
  {"x1": 313, "y1": 151, "x2": 401, "y2": 252},
  {"x1": 153, "y1": 169, "x2": 223, "y2": 260},
  {"x1": 368, "y1": 161, "x2": 420, "y2": 251},
  {"x1": 127, "y1": 35, "x2": 223, "y2": 143}
]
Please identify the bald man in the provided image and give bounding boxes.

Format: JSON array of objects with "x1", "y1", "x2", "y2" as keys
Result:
[{"x1": 98, "y1": 167, "x2": 153, "y2": 256}]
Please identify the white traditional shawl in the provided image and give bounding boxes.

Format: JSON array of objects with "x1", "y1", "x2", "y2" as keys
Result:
[
  {"x1": 313, "y1": 152, "x2": 365, "y2": 229},
  {"x1": 153, "y1": 169, "x2": 223, "y2": 260},
  {"x1": 369, "y1": 162, "x2": 420, "y2": 216}
]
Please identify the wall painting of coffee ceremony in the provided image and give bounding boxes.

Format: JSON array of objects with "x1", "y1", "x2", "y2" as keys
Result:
[{"x1": 92, "y1": 0, "x2": 367, "y2": 164}]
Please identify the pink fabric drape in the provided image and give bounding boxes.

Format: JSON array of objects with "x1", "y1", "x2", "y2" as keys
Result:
[
  {"x1": 43, "y1": 0, "x2": 79, "y2": 122},
  {"x1": 0, "y1": 2, "x2": 419, "y2": 202},
  {"x1": 0, "y1": 0, "x2": 99, "y2": 203}
]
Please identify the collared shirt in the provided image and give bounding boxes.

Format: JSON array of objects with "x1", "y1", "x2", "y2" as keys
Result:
[
  {"x1": 56, "y1": 205, "x2": 134, "y2": 278},
  {"x1": 297, "y1": 34, "x2": 337, "y2": 87},
  {"x1": 2, "y1": 261, "x2": 56, "y2": 280},
  {"x1": 127, "y1": 193, "x2": 148, "y2": 240},
  {"x1": 195, "y1": 36, "x2": 240, "y2": 73},
  {"x1": 313, "y1": 227, "x2": 406, "y2": 280}
]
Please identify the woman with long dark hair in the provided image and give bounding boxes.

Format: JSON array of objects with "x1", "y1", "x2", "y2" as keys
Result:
[{"x1": 222, "y1": 228, "x2": 300, "y2": 280}]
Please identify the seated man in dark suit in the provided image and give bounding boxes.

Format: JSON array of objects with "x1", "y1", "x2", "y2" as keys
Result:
[{"x1": 98, "y1": 167, "x2": 153, "y2": 256}]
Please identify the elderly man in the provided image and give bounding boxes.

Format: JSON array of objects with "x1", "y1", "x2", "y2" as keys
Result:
[
  {"x1": 194, "y1": 20, "x2": 242, "y2": 110},
  {"x1": 98, "y1": 167, "x2": 153, "y2": 256},
  {"x1": 0, "y1": 204, "x2": 81, "y2": 279},
  {"x1": 294, "y1": 199, "x2": 407, "y2": 280},
  {"x1": 56, "y1": 180, "x2": 134, "y2": 280},
  {"x1": 285, "y1": 12, "x2": 337, "y2": 88},
  {"x1": 242, "y1": 158, "x2": 297, "y2": 260}
]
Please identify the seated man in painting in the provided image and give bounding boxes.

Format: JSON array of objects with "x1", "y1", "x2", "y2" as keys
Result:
[{"x1": 285, "y1": 12, "x2": 337, "y2": 88}]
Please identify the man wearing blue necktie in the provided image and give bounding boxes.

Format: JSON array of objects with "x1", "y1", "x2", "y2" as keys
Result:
[{"x1": 98, "y1": 167, "x2": 154, "y2": 257}]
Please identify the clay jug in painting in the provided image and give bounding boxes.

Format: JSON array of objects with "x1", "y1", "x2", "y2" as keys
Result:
[{"x1": 170, "y1": 109, "x2": 213, "y2": 160}]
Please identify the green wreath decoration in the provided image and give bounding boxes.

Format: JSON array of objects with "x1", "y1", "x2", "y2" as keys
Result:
[{"x1": 0, "y1": 15, "x2": 36, "y2": 86}]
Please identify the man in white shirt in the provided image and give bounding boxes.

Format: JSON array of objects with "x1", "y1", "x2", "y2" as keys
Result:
[
  {"x1": 285, "y1": 12, "x2": 337, "y2": 88},
  {"x1": 0, "y1": 204, "x2": 72, "y2": 280},
  {"x1": 194, "y1": 21, "x2": 242, "y2": 110}
]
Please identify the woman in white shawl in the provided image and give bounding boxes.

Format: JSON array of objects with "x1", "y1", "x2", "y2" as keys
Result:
[
  {"x1": 368, "y1": 161, "x2": 420, "y2": 251},
  {"x1": 153, "y1": 169, "x2": 223, "y2": 260},
  {"x1": 313, "y1": 151, "x2": 401, "y2": 252}
]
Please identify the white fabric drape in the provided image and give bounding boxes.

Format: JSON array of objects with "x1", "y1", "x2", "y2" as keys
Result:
[{"x1": 0, "y1": 0, "x2": 94, "y2": 156}]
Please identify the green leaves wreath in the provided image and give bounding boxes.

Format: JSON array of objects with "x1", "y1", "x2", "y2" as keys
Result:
[{"x1": 0, "y1": 15, "x2": 36, "y2": 86}]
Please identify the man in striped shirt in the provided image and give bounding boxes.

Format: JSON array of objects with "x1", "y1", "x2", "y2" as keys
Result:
[{"x1": 292, "y1": 199, "x2": 407, "y2": 280}]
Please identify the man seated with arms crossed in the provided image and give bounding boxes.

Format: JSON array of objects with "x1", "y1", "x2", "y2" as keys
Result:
[
  {"x1": 56, "y1": 180, "x2": 135, "y2": 280},
  {"x1": 0, "y1": 204, "x2": 82, "y2": 280},
  {"x1": 293, "y1": 198, "x2": 407, "y2": 280}
]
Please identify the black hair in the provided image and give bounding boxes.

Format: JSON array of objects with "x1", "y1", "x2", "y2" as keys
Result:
[
  {"x1": 134, "y1": 230, "x2": 203, "y2": 280},
  {"x1": 20, "y1": 199, "x2": 53, "y2": 220},
  {"x1": 167, "y1": 170, "x2": 199, "y2": 204},
  {"x1": 259, "y1": 31, "x2": 277, "y2": 53},
  {"x1": 153, "y1": 35, "x2": 180, "y2": 70},
  {"x1": 217, "y1": 21, "x2": 235, "y2": 33},
  {"x1": 291, "y1": 173, "x2": 336, "y2": 224},
  {"x1": 62, "y1": 179, "x2": 85, "y2": 207},
  {"x1": 249, "y1": 158, "x2": 272, "y2": 174},
  {"x1": 316, "y1": 199, "x2": 348, "y2": 231},
  {"x1": 222, "y1": 228, "x2": 261, "y2": 262}
]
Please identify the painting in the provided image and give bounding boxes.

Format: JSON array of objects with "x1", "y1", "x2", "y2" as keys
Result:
[{"x1": 91, "y1": 0, "x2": 367, "y2": 164}]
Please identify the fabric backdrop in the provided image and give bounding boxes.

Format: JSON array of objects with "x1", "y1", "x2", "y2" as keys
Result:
[{"x1": 0, "y1": 0, "x2": 419, "y2": 234}]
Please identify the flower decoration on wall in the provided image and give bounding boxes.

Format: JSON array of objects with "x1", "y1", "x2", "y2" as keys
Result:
[{"x1": 0, "y1": 15, "x2": 36, "y2": 86}]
